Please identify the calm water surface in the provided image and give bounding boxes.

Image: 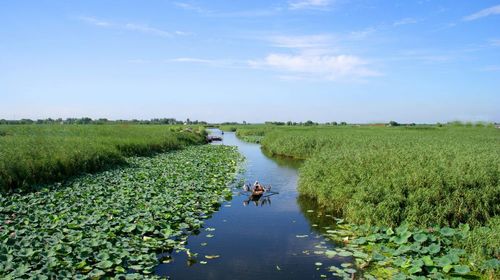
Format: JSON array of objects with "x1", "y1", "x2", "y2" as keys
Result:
[{"x1": 155, "y1": 130, "x2": 349, "y2": 279}]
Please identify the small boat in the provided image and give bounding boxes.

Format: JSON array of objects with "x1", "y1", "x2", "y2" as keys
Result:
[{"x1": 251, "y1": 190, "x2": 264, "y2": 196}]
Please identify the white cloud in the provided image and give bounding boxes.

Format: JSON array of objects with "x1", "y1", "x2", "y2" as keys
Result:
[
  {"x1": 166, "y1": 57, "x2": 246, "y2": 68},
  {"x1": 393, "y1": 17, "x2": 419, "y2": 26},
  {"x1": 123, "y1": 23, "x2": 171, "y2": 37},
  {"x1": 269, "y1": 34, "x2": 334, "y2": 49},
  {"x1": 490, "y1": 39, "x2": 500, "y2": 47},
  {"x1": 249, "y1": 53, "x2": 380, "y2": 80},
  {"x1": 169, "y1": 57, "x2": 215, "y2": 64},
  {"x1": 78, "y1": 16, "x2": 112, "y2": 27},
  {"x1": 173, "y1": 2, "x2": 281, "y2": 17},
  {"x1": 252, "y1": 33, "x2": 380, "y2": 81},
  {"x1": 289, "y1": 0, "x2": 333, "y2": 10},
  {"x1": 77, "y1": 16, "x2": 173, "y2": 37},
  {"x1": 348, "y1": 27, "x2": 376, "y2": 40},
  {"x1": 173, "y1": 2, "x2": 207, "y2": 14},
  {"x1": 463, "y1": 5, "x2": 500, "y2": 21}
]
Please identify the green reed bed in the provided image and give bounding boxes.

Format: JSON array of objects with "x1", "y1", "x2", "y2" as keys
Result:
[
  {"x1": 0, "y1": 125, "x2": 206, "y2": 192},
  {"x1": 0, "y1": 145, "x2": 241, "y2": 278},
  {"x1": 237, "y1": 125, "x2": 500, "y2": 277}
]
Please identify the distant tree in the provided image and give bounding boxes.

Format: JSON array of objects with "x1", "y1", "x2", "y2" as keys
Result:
[
  {"x1": 340, "y1": 122, "x2": 347, "y2": 126},
  {"x1": 388, "y1": 121, "x2": 399, "y2": 127},
  {"x1": 332, "y1": 121, "x2": 338, "y2": 126},
  {"x1": 304, "y1": 120, "x2": 315, "y2": 126}
]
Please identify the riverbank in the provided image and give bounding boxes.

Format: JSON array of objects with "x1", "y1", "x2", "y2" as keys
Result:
[{"x1": 0, "y1": 124, "x2": 207, "y2": 192}]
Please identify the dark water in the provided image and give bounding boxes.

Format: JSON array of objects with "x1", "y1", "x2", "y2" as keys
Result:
[{"x1": 155, "y1": 131, "x2": 348, "y2": 279}]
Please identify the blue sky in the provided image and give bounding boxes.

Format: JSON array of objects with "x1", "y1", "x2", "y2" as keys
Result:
[{"x1": 1, "y1": 0, "x2": 499, "y2": 123}]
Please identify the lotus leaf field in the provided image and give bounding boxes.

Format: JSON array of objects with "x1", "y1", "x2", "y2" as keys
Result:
[{"x1": 0, "y1": 145, "x2": 241, "y2": 278}]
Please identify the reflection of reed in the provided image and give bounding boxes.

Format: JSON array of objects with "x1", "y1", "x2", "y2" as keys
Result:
[
  {"x1": 261, "y1": 148, "x2": 304, "y2": 169},
  {"x1": 297, "y1": 195, "x2": 342, "y2": 237}
]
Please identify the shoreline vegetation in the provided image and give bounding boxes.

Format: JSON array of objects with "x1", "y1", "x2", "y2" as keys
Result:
[
  {"x1": 0, "y1": 124, "x2": 207, "y2": 192},
  {"x1": 223, "y1": 124, "x2": 499, "y2": 279}
]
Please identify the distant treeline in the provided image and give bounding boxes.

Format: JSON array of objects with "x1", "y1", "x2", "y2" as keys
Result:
[
  {"x1": 0, "y1": 118, "x2": 496, "y2": 127},
  {"x1": 264, "y1": 120, "x2": 497, "y2": 127},
  {"x1": 0, "y1": 118, "x2": 208, "y2": 125}
]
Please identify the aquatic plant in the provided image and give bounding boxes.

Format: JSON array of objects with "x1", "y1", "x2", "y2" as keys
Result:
[{"x1": 0, "y1": 145, "x2": 241, "y2": 278}]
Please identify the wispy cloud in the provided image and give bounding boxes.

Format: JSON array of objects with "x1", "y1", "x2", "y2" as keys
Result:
[
  {"x1": 479, "y1": 65, "x2": 500, "y2": 72},
  {"x1": 173, "y1": 2, "x2": 281, "y2": 17},
  {"x1": 78, "y1": 16, "x2": 112, "y2": 27},
  {"x1": 393, "y1": 49, "x2": 453, "y2": 64},
  {"x1": 173, "y1": 2, "x2": 209, "y2": 14},
  {"x1": 269, "y1": 34, "x2": 334, "y2": 49},
  {"x1": 463, "y1": 5, "x2": 500, "y2": 21},
  {"x1": 166, "y1": 57, "x2": 246, "y2": 68},
  {"x1": 249, "y1": 54, "x2": 380, "y2": 81},
  {"x1": 123, "y1": 23, "x2": 171, "y2": 37},
  {"x1": 77, "y1": 16, "x2": 176, "y2": 37},
  {"x1": 348, "y1": 27, "x2": 376, "y2": 40},
  {"x1": 393, "y1": 17, "x2": 420, "y2": 26},
  {"x1": 490, "y1": 39, "x2": 500, "y2": 47},
  {"x1": 289, "y1": 0, "x2": 333, "y2": 10},
  {"x1": 251, "y1": 34, "x2": 380, "y2": 81}
]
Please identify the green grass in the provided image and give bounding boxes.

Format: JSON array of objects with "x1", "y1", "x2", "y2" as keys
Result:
[
  {"x1": 0, "y1": 145, "x2": 241, "y2": 278},
  {"x1": 257, "y1": 126, "x2": 500, "y2": 228},
  {"x1": 0, "y1": 124, "x2": 207, "y2": 192}
]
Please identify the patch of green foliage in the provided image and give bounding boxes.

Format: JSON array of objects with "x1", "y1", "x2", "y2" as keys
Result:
[
  {"x1": 0, "y1": 124, "x2": 207, "y2": 192},
  {"x1": 323, "y1": 219, "x2": 499, "y2": 279},
  {"x1": 0, "y1": 145, "x2": 241, "y2": 278},
  {"x1": 298, "y1": 196, "x2": 499, "y2": 279}
]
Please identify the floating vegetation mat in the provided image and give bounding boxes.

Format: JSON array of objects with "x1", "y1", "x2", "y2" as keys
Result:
[
  {"x1": 0, "y1": 145, "x2": 241, "y2": 278},
  {"x1": 311, "y1": 219, "x2": 499, "y2": 279}
]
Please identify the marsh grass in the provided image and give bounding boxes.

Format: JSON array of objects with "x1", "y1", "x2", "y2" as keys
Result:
[
  {"x1": 233, "y1": 125, "x2": 499, "y2": 273},
  {"x1": 0, "y1": 125, "x2": 207, "y2": 192}
]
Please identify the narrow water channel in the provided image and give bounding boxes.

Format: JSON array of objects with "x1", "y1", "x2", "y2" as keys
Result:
[{"x1": 156, "y1": 130, "x2": 349, "y2": 279}]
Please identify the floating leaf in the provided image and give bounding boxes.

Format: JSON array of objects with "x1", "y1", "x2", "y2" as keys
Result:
[
  {"x1": 427, "y1": 243, "x2": 441, "y2": 254},
  {"x1": 413, "y1": 233, "x2": 427, "y2": 243},
  {"x1": 338, "y1": 250, "x2": 353, "y2": 257},
  {"x1": 442, "y1": 264, "x2": 453, "y2": 273},
  {"x1": 205, "y1": 255, "x2": 220, "y2": 259},
  {"x1": 437, "y1": 256, "x2": 453, "y2": 267},
  {"x1": 325, "y1": 250, "x2": 337, "y2": 258},
  {"x1": 453, "y1": 265, "x2": 470, "y2": 275},
  {"x1": 408, "y1": 266, "x2": 422, "y2": 274},
  {"x1": 421, "y1": 256, "x2": 434, "y2": 266},
  {"x1": 439, "y1": 227, "x2": 455, "y2": 237}
]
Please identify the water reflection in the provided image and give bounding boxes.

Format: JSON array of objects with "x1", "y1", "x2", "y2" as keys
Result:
[{"x1": 242, "y1": 193, "x2": 276, "y2": 207}]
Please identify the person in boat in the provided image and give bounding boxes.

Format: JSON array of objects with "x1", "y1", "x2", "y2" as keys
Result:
[{"x1": 252, "y1": 181, "x2": 265, "y2": 196}]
